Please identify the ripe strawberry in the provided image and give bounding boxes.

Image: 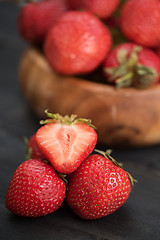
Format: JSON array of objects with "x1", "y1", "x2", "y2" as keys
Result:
[
  {"x1": 67, "y1": 150, "x2": 135, "y2": 219},
  {"x1": 5, "y1": 159, "x2": 66, "y2": 217},
  {"x1": 18, "y1": 0, "x2": 68, "y2": 43},
  {"x1": 103, "y1": 43, "x2": 160, "y2": 88},
  {"x1": 44, "y1": 11, "x2": 112, "y2": 75},
  {"x1": 120, "y1": 0, "x2": 160, "y2": 48},
  {"x1": 36, "y1": 111, "x2": 98, "y2": 174},
  {"x1": 27, "y1": 134, "x2": 45, "y2": 160}
]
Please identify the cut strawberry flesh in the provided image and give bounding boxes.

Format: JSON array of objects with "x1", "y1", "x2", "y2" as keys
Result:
[{"x1": 36, "y1": 123, "x2": 97, "y2": 173}]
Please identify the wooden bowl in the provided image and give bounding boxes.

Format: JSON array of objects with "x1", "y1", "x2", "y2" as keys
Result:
[{"x1": 19, "y1": 47, "x2": 160, "y2": 147}]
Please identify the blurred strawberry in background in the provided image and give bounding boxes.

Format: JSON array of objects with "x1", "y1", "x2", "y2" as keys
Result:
[
  {"x1": 17, "y1": 0, "x2": 160, "y2": 86},
  {"x1": 120, "y1": 0, "x2": 160, "y2": 48},
  {"x1": 44, "y1": 11, "x2": 112, "y2": 75},
  {"x1": 18, "y1": 0, "x2": 68, "y2": 43},
  {"x1": 103, "y1": 43, "x2": 160, "y2": 88}
]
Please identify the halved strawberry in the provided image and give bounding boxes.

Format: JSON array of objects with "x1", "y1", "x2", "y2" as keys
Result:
[{"x1": 36, "y1": 111, "x2": 98, "y2": 174}]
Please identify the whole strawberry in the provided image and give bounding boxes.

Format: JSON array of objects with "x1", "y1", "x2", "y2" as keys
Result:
[
  {"x1": 44, "y1": 11, "x2": 112, "y2": 75},
  {"x1": 27, "y1": 134, "x2": 45, "y2": 160},
  {"x1": 18, "y1": 0, "x2": 68, "y2": 43},
  {"x1": 5, "y1": 158, "x2": 66, "y2": 217},
  {"x1": 67, "y1": 150, "x2": 135, "y2": 219},
  {"x1": 68, "y1": 0, "x2": 120, "y2": 19},
  {"x1": 36, "y1": 110, "x2": 98, "y2": 174},
  {"x1": 103, "y1": 43, "x2": 160, "y2": 88},
  {"x1": 120, "y1": 0, "x2": 160, "y2": 48}
]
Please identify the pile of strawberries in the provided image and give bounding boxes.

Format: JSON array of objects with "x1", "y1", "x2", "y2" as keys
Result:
[
  {"x1": 18, "y1": 0, "x2": 160, "y2": 88},
  {"x1": 5, "y1": 111, "x2": 135, "y2": 219}
]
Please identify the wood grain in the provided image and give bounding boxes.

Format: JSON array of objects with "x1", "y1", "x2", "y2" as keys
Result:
[{"x1": 19, "y1": 47, "x2": 160, "y2": 147}]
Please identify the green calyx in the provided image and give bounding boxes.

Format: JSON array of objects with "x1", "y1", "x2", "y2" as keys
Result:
[
  {"x1": 24, "y1": 136, "x2": 32, "y2": 160},
  {"x1": 104, "y1": 46, "x2": 158, "y2": 89},
  {"x1": 94, "y1": 149, "x2": 137, "y2": 187},
  {"x1": 40, "y1": 110, "x2": 96, "y2": 129},
  {"x1": 58, "y1": 173, "x2": 68, "y2": 190},
  {"x1": 95, "y1": 149, "x2": 123, "y2": 168}
]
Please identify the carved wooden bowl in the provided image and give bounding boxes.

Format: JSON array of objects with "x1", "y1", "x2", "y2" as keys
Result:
[{"x1": 19, "y1": 47, "x2": 160, "y2": 147}]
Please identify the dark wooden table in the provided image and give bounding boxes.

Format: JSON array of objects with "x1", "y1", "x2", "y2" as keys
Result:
[{"x1": 0, "y1": 2, "x2": 160, "y2": 240}]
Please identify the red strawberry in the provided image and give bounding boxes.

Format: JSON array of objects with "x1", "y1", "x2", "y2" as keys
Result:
[
  {"x1": 67, "y1": 150, "x2": 135, "y2": 219},
  {"x1": 36, "y1": 111, "x2": 98, "y2": 174},
  {"x1": 103, "y1": 43, "x2": 160, "y2": 88},
  {"x1": 27, "y1": 134, "x2": 45, "y2": 160},
  {"x1": 5, "y1": 159, "x2": 66, "y2": 217},
  {"x1": 44, "y1": 11, "x2": 112, "y2": 75},
  {"x1": 18, "y1": 0, "x2": 68, "y2": 43},
  {"x1": 120, "y1": 0, "x2": 160, "y2": 48}
]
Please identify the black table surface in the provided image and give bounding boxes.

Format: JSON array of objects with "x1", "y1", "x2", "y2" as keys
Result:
[{"x1": 0, "y1": 2, "x2": 160, "y2": 240}]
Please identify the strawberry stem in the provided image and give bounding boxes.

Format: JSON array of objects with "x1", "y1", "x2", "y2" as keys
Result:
[
  {"x1": 126, "y1": 171, "x2": 137, "y2": 187},
  {"x1": 24, "y1": 136, "x2": 33, "y2": 160},
  {"x1": 105, "y1": 150, "x2": 123, "y2": 168},
  {"x1": 40, "y1": 110, "x2": 96, "y2": 129},
  {"x1": 25, "y1": 146, "x2": 33, "y2": 160},
  {"x1": 105, "y1": 45, "x2": 158, "y2": 88},
  {"x1": 58, "y1": 173, "x2": 68, "y2": 189},
  {"x1": 94, "y1": 149, "x2": 123, "y2": 168}
]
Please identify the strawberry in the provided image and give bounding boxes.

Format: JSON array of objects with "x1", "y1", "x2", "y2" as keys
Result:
[
  {"x1": 5, "y1": 158, "x2": 66, "y2": 217},
  {"x1": 18, "y1": 0, "x2": 68, "y2": 43},
  {"x1": 69, "y1": 0, "x2": 120, "y2": 19},
  {"x1": 36, "y1": 111, "x2": 98, "y2": 174},
  {"x1": 44, "y1": 11, "x2": 112, "y2": 75},
  {"x1": 67, "y1": 150, "x2": 135, "y2": 219},
  {"x1": 120, "y1": 0, "x2": 160, "y2": 48},
  {"x1": 103, "y1": 43, "x2": 160, "y2": 88},
  {"x1": 26, "y1": 134, "x2": 45, "y2": 160}
]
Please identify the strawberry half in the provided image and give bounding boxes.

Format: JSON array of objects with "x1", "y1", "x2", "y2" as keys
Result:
[
  {"x1": 5, "y1": 159, "x2": 66, "y2": 217},
  {"x1": 36, "y1": 111, "x2": 98, "y2": 174},
  {"x1": 67, "y1": 150, "x2": 136, "y2": 219}
]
